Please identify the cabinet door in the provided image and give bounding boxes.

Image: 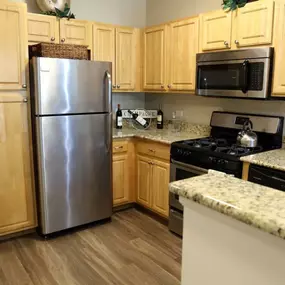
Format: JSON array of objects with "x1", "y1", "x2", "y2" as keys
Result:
[
  {"x1": 273, "y1": 2, "x2": 285, "y2": 96},
  {"x1": 115, "y1": 27, "x2": 136, "y2": 91},
  {"x1": 0, "y1": 2, "x2": 28, "y2": 90},
  {"x1": 93, "y1": 24, "x2": 115, "y2": 83},
  {"x1": 151, "y1": 159, "x2": 170, "y2": 218},
  {"x1": 143, "y1": 25, "x2": 167, "y2": 90},
  {"x1": 113, "y1": 154, "x2": 129, "y2": 206},
  {"x1": 137, "y1": 155, "x2": 152, "y2": 209},
  {"x1": 60, "y1": 19, "x2": 91, "y2": 47},
  {"x1": 200, "y1": 10, "x2": 232, "y2": 51},
  {"x1": 27, "y1": 13, "x2": 59, "y2": 44},
  {"x1": 0, "y1": 101, "x2": 36, "y2": 236},
  {"x1": 169, "y1": 17, "x2": 199, "y2": 91},
  {"x1": 234, "y1": 0, "x2": 274, "y2": 48}
]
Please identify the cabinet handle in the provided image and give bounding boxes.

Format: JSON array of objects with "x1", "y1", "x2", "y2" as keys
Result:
[
  {"x1": 148, "y1": 149, "x2": 155, "y2": 153},
  {"x1": 22, "y1": 84, "x2": 27, "y2": 88},
  {"x1": 167, "y1": 84, "x2": 172, "y2": 89},
  {"x1": 23, "y1": 98, "x2": 28, "y2": 103},
  {"x1": 112, "y1": 85, "x2": 116, "y2": 88},
  {"x1": 224, "y1": 41, "x2": 229, "y2": 46},
  {"x1": 61, "y1": 38, "x2": 66, "y2": 43},
  {"x1": 114, "y1": 146, "x2": 123, "y2": 150},
  {"x1": 117, "y1": 85, "x2": 121, "y2": 89},
  {"x1": 161, "y1": 85, "x2": 164, "y2": 89},
  {"x1": 234, "y1": 40, "x2": 239, "y2": 45},
  {"x1": 51, "y1": 37, "x2": 55, "y2": 42}
]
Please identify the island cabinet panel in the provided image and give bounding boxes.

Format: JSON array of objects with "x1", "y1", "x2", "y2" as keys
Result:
[
  {"x1": 200, "y1": 10, "x2": 232, "y2": 51},
  {"x1": 234, "y1": 0, "x2": 274, "y2": 48},
  {"x1": 0, "y1": 2, "x2": 28, "y2": 91},
  {"x1": 143, "y1": 25, "x2": 168, "y2": 91},
  {"x1": 168, "y1": 17, "x2": 199, "y2": 91},
  {"x1": 0, "y1": 101, "x2": 37, "y2": 236}
]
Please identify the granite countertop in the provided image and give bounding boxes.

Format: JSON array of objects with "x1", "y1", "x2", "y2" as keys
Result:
[
  {"x1": 169, "y1": 170, "x2": 285, "y2": 240},
  {"x1": 112, "y1": 126, "x2": 210, "y2": 145},
  {"x1": 241, "y1": 149, "x2": 285, "y2": 172}
]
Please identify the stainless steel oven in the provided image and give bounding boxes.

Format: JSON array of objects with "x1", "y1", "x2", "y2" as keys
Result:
[
  {"x1": 169, "y1": 160, "x2": 207, "y2": 236},
  {"x1": 196, "y1": 47, "x2": 274, "y2": 99}
]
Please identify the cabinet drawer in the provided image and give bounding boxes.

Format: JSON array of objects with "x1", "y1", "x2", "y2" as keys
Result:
[
  {"x1": 136, "y1": 141, "x2": 170, "y2": 161},
  {"x1": 113, "y1": 141, "x2": 128, "y2": 154}
]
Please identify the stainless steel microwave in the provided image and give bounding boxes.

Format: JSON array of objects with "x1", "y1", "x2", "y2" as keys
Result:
[{"x1": 196, "y1": 47, "x2": 274, "y2": 99}]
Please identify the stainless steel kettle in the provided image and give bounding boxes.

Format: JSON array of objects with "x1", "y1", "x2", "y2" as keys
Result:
[{"x1": 237, "y1": 120, "x2": 258, "y2": 148}]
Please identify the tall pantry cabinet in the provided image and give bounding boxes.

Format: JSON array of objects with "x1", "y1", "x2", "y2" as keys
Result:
[{"x1": 0, "y1": 2, "x2": 37, "y2": 236}]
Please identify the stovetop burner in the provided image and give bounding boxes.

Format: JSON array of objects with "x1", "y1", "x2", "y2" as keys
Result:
[
  {"x1": 183, "y1": 138, "x2": 228, "y2": 150},
  {"x1": 217, "y1": 145, "x2": 263, "y2": 156}
]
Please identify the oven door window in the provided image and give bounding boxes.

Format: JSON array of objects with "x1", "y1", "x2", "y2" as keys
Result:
[{"x1": 197, "y1": 62, "x2": 264, "y2": 92}]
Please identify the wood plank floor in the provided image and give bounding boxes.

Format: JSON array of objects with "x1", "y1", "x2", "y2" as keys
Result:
[{"x1": 0, "y1": 209, "x2": 182, "y2": 285}]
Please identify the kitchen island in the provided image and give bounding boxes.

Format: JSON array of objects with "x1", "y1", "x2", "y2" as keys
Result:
[{"x1": 170, "y1": 171, "x2": 285, "y2": 285}]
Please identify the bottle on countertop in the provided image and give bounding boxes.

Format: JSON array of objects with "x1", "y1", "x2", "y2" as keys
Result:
[
  {"x1": 157, "y1": 104, "x2": 164, "y2": 129},
  {"x1": 116, "y1": 104, "x2": 123, "y2": 129},
  {"x1": 128, "y1": 110, "x2": 148, "y2": 128}
]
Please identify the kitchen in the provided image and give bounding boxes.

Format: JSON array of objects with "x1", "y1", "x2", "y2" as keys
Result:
[{"x1": 1, "y1": 0, "x2": 285, "y2": 284}]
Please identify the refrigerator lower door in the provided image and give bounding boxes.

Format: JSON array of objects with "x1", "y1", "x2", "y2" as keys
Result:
[{"x1": 35, "y1": 113, "x2": 112, "y2": 235}]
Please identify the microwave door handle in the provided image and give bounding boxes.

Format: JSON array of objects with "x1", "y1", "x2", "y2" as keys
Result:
[{"x1": 240, "y1": 60, "x2": 249, "y2": 94}]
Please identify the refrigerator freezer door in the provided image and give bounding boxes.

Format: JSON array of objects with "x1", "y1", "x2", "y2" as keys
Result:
[
  {"x1": 35, "y1": 113, "x2": 112, "y2": 234},
  {"x1": 32, "y1": 57, "x2": 112, "y2": 115}
]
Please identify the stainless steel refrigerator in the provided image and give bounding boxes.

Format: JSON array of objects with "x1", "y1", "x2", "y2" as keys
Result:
[{"x1": 30, "y1": 57, "x2": 112, "y2": 235}]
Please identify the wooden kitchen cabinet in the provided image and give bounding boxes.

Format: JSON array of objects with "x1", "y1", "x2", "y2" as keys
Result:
[
  {"x1": 27, "y1": 13, "x2": 59, "y2": 44},
  {"x1": 59, "y1": 19, "x2": 92, "y2": 47},
  {"x1": 151, "y1": 159, "x2": 170, "y2": 217},
  {"x1": 0, "y1": 101, "x2": 37, "y2": 236},
  {"x1": 200, "y1": 10, "x2": 232, "y2": 51},
  {"x1": 233, "y1": 0, "x2": 274, "y2": 48},
  {"x1": 272, "y1": 1, "x2": 285, "y2": 96},
  {"x1": 136, "y1": 141, "x2": 170, "y2": 218},
  {"x1": 143, "y1": 24, "x2": 168, "y2": 91},
  {"x1": 137, "y1": 155, "x2": 152, "y2": 209},
  {"x1": 169, "y1": 17, "x2": 199, "y2": 91},
  {"x1": 93, "y1": 24, "x2": 139, "y2": 91},
  {"x1": 0, "y1": 2, "x2": 28, "y2": 91}
]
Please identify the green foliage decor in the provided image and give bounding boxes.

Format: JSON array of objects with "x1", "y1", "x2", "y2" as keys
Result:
[
  {"x1": 222, "y1": 0, "x2": 250, "y2": 11},
  {"x1": 42, "y1": 3, "x2": 75, "y2": 19}
]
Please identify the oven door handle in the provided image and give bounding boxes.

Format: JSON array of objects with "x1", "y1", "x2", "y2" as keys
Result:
[{"x1": 171, "y1": 160, "x2": 208, "y2": 175}]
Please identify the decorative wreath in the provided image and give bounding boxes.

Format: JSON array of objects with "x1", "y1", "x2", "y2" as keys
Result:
[{"x1": 37, "y1": 1, "x2": 75, "y2": 19}]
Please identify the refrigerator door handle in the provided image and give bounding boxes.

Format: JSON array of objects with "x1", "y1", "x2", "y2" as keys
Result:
[{"x1": 105, "y1": 71, "x2": 112, "y2": 113}]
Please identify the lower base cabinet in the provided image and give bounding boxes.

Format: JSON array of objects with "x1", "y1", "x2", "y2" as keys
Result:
[
  {"x1": 0, "y1": 101, "x2": 37, "y2": 236},
  {"x1": 137, "y1": 154, "x2": 170, "y2": 218}
]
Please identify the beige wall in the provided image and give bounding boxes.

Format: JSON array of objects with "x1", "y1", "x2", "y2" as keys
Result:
[
  {"x1": 146, "y1": 0, "x2": 221, "y2": 26},
  {"x1": 12, "y1": 0, "x2": 146, "y2": 27}
]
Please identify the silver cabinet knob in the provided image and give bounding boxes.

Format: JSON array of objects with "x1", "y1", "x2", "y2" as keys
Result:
[
  {"x1": 235, "y1": 40, "x2": 239, "y2": 45},
  {"x1": 117, "y1": 85, "x2": 120, "y2": 89},
  {"x1": 23, "y1": 98, "x2": 28, "y2": 103},
  {"x1": 61, "y1": 38, "x2": 65, "y2": 43},
  {"x1": 112, "y1": 85, "x2": 116, "y2": 88},
  {"x1": 51, "y1": 37, "x2": 55, "y2": 42},
  {"x1": 224, "y1": 41, "x2": 229, "y2": 46},
  {"x1": 22, "y1": 84, "x2": 27, "y2": 88},
  {"x1": 167, "y1": 84, "x2": 172, "y2": 89},
  {"x1": 161, "y1": 85, "x2": 164, "y2": 89}
]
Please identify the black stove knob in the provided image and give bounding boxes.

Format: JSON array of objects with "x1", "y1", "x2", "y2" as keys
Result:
[
  {"x1": 209, "y1": 157, "x2": 217, "y2": 163},
  {"x1": 218, "y1": 159, "x2": 225, "y2": 165}
]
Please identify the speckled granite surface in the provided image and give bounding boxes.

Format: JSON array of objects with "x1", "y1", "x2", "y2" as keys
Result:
[
  {"x1": 241, "y1": 149, "x2": 285, "y2": 172},
  {"x1": 170, "y1": 170, "x2": 285, "y2": 239},
  {"x1": 113, "y1": 126, "x2": 210, "y2": 145}
]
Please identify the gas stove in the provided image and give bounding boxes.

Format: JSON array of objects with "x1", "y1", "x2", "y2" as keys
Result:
[{"x1": 171, "y1": 112, "x2": 284, "y2": 178}]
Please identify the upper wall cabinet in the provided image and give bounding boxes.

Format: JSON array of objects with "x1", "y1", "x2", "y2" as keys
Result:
[
  {"x1": 0, "y1": 2, "x2": 28, "y2": 90},
  {"x1": 233, "y1": 0, "x2": 274, "y2": 48},
  {"x1": 28, "y1": 13, "x2": 59, "y2": 44},
  {"x1": 143, "y1": 25, "x2": 167, "y2": 91},
  {"x1": 200, "y1": 10, "x2": 232, "y2": 51},
  {"x1": 59, "y1": 19, "x2": 92, "y2": 48},
  {"x1": 93, "y1": 23, "x2": 139, "y2": 92},
  {"x1": 169, "y1": 17, "x2": 199, "y2": 91},
  {"x1": 272, "y1": 1, "x2": 285, "y2": 96}
]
